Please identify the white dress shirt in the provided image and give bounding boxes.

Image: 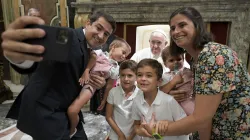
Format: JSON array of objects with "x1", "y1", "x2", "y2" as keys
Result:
[
  {"x1": 107, "y1": 86, "x2": 140, "y2": 140},
  {"x1": 132, "y1": 89, "x2": 189, "y2": 140}
]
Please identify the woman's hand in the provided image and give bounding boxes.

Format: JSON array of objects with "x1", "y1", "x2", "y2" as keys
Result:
[
  {"x1": 155, "y1": 120, "x2": 170, "y2": 136},
  {"x1": 142, "y1": 114, "x2": 172, "y2": 136},
  {"x1": 136, "y1": 125, "x2": 152, "y2": 137},
  {"x1": 169, "y1": 89, "x2": 187, "y2": 102}
]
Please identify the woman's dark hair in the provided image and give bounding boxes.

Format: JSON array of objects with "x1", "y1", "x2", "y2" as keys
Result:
[{"x1": 169, "y1": 7, "x2": 213, "y2": 55}]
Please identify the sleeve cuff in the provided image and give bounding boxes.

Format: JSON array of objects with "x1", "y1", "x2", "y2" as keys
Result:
[{"x1": 5, "y1": 56, "x2": 34, "y2": 69}]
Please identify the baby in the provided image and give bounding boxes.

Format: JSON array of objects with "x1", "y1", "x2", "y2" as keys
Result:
[
  {"x1": 160, "y1": 47, "x2": 194, "y2": 115},
  {"x1": 67, "y1": 37, "x2": 131, "y2": 137}
]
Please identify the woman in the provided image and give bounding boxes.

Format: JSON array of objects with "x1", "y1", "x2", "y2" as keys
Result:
[{"x1": 145, "y1": 7, "x2": 250, "y2": 139}]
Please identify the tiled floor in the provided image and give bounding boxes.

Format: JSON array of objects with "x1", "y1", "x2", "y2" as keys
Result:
[
  {"x1": 0, "y1": 81, "x2": 106, "y2": 140},
  {"x1": 2, "y1": 80, "x2": 90, "y2": 111},
  {"x1": 0, "y1": 80, "x2": 90, "y2": 128},
  {"x1": 0, "y1": 103, "x2": 16, "y2": 130},
  {"x1": 0, "y1": 80, "x2": 22, "y2": 131},
  {"x1": 0, "y1": 113, "x2": 109, "y2": 140}
]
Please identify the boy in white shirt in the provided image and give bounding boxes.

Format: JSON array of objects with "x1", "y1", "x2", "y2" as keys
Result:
[
  {"x1": 106, "y1": 60, "x2": 140, "y2": 140},
  {"x1": 132, "y1": 59, "x2": 189, "y2": 140}
]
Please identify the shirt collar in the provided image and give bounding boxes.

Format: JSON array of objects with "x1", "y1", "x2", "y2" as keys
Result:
[
  {"x1": 127, "y1": 86, "x2": 139, "y2": 100},
  {"x1": 119, "y1": 86, "x2": 139, "y2": 101},
  {"x1": 83, "y1": 29, "x2": 91, "y2": 49},
  {"x1": 140, "y1": 89, "x2": 162, "y2": 106},
  {"x1": 152, "y1": 89, "x2": 163, "y2": 105}
]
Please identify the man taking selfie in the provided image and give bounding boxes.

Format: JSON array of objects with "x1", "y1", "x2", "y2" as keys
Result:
[{"x1": 1, "y1": 10, "x2": 116, "y2": 140}]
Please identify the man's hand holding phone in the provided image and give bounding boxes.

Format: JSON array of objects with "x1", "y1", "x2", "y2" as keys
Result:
[
  {"x1": 2, "y1": 16, "x2": 73, "y2": 64},
  {"x1": 1, "y1": 16, "x2": 46, "y2": 64},
  {"x1": 23, "y1": 24, "x2": 73, "y2": 62}
]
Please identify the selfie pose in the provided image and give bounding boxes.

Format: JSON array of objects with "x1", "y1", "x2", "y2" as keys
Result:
[
  {"x1": 143, "y1": 7, "x2": 250, "y2": 140},
  {"x1": 67, "y1": 37, "x2": 131, "y2": 136},
  {"x1": 2, "y1": 10, "x2": 116, "y2": 140}
]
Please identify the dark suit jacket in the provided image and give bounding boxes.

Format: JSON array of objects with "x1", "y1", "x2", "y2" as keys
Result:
[{"x1": 6, "y1": 27, "x2": 89, "y2": 140}]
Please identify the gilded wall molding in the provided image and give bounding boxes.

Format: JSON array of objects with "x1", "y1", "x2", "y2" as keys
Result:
[
  {"x1": 74, "y1": 13, "x2": 88, "y2": 28},
  {"x1": 1, "y1": 0, "x2": 22, "y2": 84},
  {"x1": 1, "y1": 0, "x2": 15, "y2": 28}
]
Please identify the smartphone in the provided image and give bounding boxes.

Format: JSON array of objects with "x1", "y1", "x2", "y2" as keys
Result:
[{"x1": 24, "y1": 24, "x2": 74, "y2": 62}]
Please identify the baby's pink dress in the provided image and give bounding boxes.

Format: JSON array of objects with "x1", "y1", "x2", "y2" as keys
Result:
[
  {"x1": 162, "y1": 68, "x2": 194, "y2": 115},
  {"x1": 83, "y1": 50, "x2": 119, "y2": 94}
]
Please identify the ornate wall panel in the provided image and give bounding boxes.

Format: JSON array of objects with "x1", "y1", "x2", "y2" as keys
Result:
[{"x1": 72, "y1": 0, "x2": 250, "y2": 69}]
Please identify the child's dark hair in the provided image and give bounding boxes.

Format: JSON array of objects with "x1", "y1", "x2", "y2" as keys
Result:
[
  {"x1": 119, "y1": 60, "x2": 137, "y2": 73},
  {"x1": 109, "y1": 37, "x2": 131, "y2": 54},
  {"x1": 137, "y1": 59, "x2": 163, "y2": 80},
  {"x1": 88, "y1": 10, "x2": 116, "y2": 33},
  {"x1": 161, "y1": 47, "x2": 184, "y2": 63}
]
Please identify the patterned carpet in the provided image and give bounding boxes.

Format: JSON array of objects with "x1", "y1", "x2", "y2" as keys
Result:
[
  {"x1": 0, "y1": 125, "x2": 32, "y2": 140},
  {"x1": 0, "y1": 113, "x2": 110, "y2": 140},
  {"x1": 0, "y1": 80, "x2": 110, "y2": 140}
]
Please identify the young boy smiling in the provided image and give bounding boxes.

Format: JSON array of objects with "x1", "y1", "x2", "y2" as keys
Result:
[
  {"x1": 106, "y1": 60, "x2": 140, "y2": 140},
  {"x1": 132, "y1": 59, "x2": 188, "y2": 140}
]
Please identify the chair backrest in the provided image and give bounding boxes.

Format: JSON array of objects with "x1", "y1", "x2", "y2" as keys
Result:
[{"x1": 135, "y1": 25, "x2": 170, "y2": 52}]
